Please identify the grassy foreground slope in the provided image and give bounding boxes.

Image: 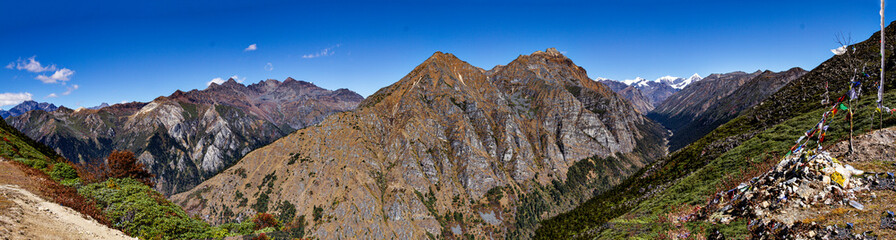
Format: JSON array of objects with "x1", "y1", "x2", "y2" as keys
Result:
[
  {"x1": 536, "y1": 21, "x2": 896, "y2": 239},
  {"x1": 0, "y1": 118, "x2": 232, "y2": 239}
]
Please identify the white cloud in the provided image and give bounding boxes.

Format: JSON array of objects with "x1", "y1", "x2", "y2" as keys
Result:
[
  {"x1": 302, "y1": 44, "x2": 341, "y2": 59},
  {"x1": 62, "y1": 84, "x2": 79, "y2": 96},
  {"x1": 46, "y1": 93, "x2": 58, "y2": 98},
  {"x1": 207, "y1": 77, "x2": 226, "y2": 86},
  {"x1": 264, "y1": 62, "x2": 273, "y2": 71},
  {"x1": 230, "y1": 75, "x2": 245, "y2": 83},
  {"x1": 245, "y1": 44, "x2": 257, "y2": 52},
  {"x1": 0, "y1": 92, "x2": 33, "y2": 106},
  {"x1": 11, "y1": 56, "x2": 56, "y2": 73},
  {"x1": 35, "y1": 68, "x2": 74, "y2": 84},
  {"x1": 119, "y1": 100, "x2": 129, "y2": 104},
  {"x1": 206, "y1": 75, "x2": 246, "y2": 86},
  {"x1": 4, "y1": 62, "x2": 13, "y2": 69}
]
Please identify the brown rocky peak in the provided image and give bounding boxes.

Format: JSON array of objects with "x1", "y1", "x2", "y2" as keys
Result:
[{"x1": 222, "y1": 78, "x2": 241, "y2": 87}]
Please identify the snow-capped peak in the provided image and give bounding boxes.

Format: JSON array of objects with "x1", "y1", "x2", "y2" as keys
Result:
[
  {"x1": 656, "y1": 75, "x2": 681, "y2": 83},
  {"x1": 622, "y1": 77, "x2": 647, "y2": 86},
  {"x1": 687, "y1": 73, "x2": 702, "y2": 82},
  {"x1": 668, "y1": 73, "x2": 702, "y2": 89}
]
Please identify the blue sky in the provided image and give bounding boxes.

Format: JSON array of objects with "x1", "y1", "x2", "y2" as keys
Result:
[{"x1": 0, "y1": 0, "x2": 892, "y2": 109}]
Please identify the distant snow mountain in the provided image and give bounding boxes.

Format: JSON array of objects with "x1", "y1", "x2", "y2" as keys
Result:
[{"x1": 621, "y1": 73, "x2": 702, "y2": 90}]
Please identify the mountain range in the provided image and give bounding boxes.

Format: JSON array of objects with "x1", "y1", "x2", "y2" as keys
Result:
[
  {"x1": 597, "y1": 74, "x2": 701, "y2": 113},
  {"x1": 5, "y1": 78, "x2": 363, "y2": 195},
  {"x1": 648, "y1": 68, "x2": 807, "y2": 150},
  {"x1": 172, "y1": 48, "x2": 668, "y2": 239},
  {"x1": 0, "y1": 101, "x2": 58, "y2": 118}
]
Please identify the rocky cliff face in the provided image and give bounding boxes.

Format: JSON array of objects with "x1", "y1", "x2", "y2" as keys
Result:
[
  {"x1": 648, "y1": 69, "x2": 806, "y2": 150},
  {"x1": 0, "y1": 101, "x2": 58, "y2": 118},
  {"x1": 172, "y1": 49, "x2": 667, "y2": 239},
  {"x1": 5, "y1": 79, "x2": 362, "y2": 195}
]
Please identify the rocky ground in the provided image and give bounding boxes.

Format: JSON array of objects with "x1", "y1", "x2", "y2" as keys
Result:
[
  {"x1": 0, "y1": 160, "x2": 133, "y2": 240},
  {"x1": 702, "y1": 127, "x2": 896, "y2": 239}
]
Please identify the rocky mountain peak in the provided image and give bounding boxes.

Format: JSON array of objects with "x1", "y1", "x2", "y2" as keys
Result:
[
  {"x1": 174, "y1": 50, "x2": 667, "y2": 239},
  {"x1": 0, "y1": 100, "x2": 58, "y2": 118}
]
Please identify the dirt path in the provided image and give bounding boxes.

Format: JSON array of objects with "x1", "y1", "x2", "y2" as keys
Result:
[{"x1": 0, "y1": 160, "x2": 134, "y2": 240}]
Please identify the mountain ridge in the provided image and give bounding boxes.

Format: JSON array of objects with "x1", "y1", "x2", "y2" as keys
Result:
[
  {"x1": 0, "y1": 100, "x2": 58, "y2": 118},
  {"x1": 172, "y1": 48, "x2": 668, "y2": 239},
  {"x1": 5, "y1": 78, "x2": 363, "y2": 195}
]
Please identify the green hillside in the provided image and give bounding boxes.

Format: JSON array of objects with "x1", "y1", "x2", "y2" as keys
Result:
[{"x1": 536, "y1": 21, "x2": 896, "y2": 239}]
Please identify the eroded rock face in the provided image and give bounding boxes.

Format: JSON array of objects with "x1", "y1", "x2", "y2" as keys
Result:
[
  {"x1": 173, "y1": 49, "x2": 668, "y2": 239},
  {"x1": 5, "y1": 79, "x2": 362, "y2": 195}
]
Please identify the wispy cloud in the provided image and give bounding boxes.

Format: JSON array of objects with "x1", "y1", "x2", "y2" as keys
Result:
[
  {"x1": 245, "y1": 44, "x2": 257, "y2": 52},
  {"x1": 35, "y1": 68, "x2": 74, "y2": 84},
  {"x1": 302, "y1": 44, "x2": 341, "y2": 59},
  {"x1": 8, "y1": 56, "x2": 56, "y2": 73},
  {"x1": 264, "y1": 62, "x2": 273, "y2": 71},
  {"x1": 8, "y1": 56, "x2": 75, "y2": 84},
  {"x1": 0, "y1": 92, "x2": 33, "y2": 106},
  {"x1": 62, "y1": 84, "x2": 79, "y2": 95},
  {"x1": 207, "y1": 75, "x2": 246, "y2": 86},
  {"x1": 46, "y1": 84, "x2": 79, "y2": 98}
]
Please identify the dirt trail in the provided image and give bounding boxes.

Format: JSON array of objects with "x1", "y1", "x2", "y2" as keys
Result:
[{"x1": 0, "y1": 160, "x2": 134, "y2": 240}]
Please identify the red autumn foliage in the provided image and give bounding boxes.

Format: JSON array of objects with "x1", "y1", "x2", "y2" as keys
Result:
[
  {"x1": 9, "y1": 160, "x2": 109, "y2": 226},
  {"x1": 77, "y1": 150, "x2": 154, "y2": 187},
  {"x1": 252, "y1": 212, "x2": 280, "y2": 231},
  {"x1": 252, "y1": 232, "x2": 270, "y2": 240}
]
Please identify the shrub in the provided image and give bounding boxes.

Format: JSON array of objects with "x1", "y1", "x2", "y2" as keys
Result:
[
  {"x1": 278, "y1": 201, "x2": 296, "y2": 223},
  {"x1": 78, "y1": 178, "x2": 213, "y2": 239},
  {"x1": 313, "y1": 206, "x2": 324, "y2": 222},
  {"x1": 77, "y1": 150, "x2": 154, "y2": 187},
  {"x1": 252, "y1": 232, "x2": 270, "y2": 240},
  {"x1": 49, "y1": 162, "x2": 79, "y2": 181},
  {"x1": 282, "y1": 215, "x2": 307, "y2": 238},
  {"x1": 106, "y1": 150, "x2": 154, "y2": 187},
  {"x1": 252, "y1": 212, "x2": 280, "y2": 231}
]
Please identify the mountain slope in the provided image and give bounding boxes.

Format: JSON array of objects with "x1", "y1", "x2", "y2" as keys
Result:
[
  {"x1": 536, "y1": 21, "x2": 896, "y2": 239},
  {"x1": 598, "y1": 80, "x2": 654, "y2": 113},
  {"x1": 0, "y1": 100, "x2": 58, "y2": 118},
  {"x1": 649, "y1": 69, "x2": 807, "y2": 150},
  {"x1": 661, "y1": 68, "x2": 807, "y2": 150},
  {"x1": 5, "y1": 78, "x2": 362, "y2": 195},
  {"x1": 172, "y1": 49, "x2": 667, "y2": 239}
]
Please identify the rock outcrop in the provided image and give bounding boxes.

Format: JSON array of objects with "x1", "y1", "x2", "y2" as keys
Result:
[
  {"x1": 5, "y1": 79, "x2": 362, "y2": 195},
  {"x1": 172, "y1": 49, "x2": 668, "y2": 239}
]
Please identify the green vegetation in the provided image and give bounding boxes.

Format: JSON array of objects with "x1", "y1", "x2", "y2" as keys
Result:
[
  {"x1": 278, "y1": 201, "x2": 297, "y2": 223},
  {"x1": 253, "y1": 191, "x2": 270, "y2": 213},
  {"x1": 485, "y1": 186, "x2": 504, "y2": 203},
  {"x1": 287, "y1": 152, "x2": 311, "y2": 165},
  {"x1": 313, "y1": 206, "x2": 324, "y2": 222},
  {"x1": 79, "y1": 178, "x2": 217, "y2": 239}
]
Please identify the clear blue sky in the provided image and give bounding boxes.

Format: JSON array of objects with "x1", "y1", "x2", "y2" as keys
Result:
[{"x1": 0, "y1": 0, "x2": 892, "y2": 109}]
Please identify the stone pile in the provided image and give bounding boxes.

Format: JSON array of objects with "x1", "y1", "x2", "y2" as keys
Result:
[{"x1": 701, "y1": 150, "x2": 890, "y2": 239}]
